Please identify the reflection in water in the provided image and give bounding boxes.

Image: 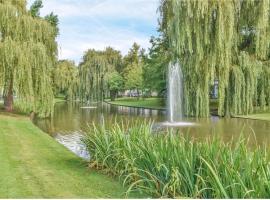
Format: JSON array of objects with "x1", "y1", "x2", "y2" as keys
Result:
[
  {"x1": 34, "y1": 102, "x2": 270, "y2": 158},
  {"x1": 55, "y1": 131, "x2": 90, "y2": 160}
]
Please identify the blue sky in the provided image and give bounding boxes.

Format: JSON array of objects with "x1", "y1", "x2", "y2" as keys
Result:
[{"x1": 27, "y1": 0, "x2": 160, "y2": 64}]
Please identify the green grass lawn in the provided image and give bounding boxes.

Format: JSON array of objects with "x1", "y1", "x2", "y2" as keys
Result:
[
  {"x1": 234, "y1": 113, "x2": 270, "y2": 121},
  {"x1": 54, "y1": 96, "x2": 67, "y2": 103},
  {"x1": 107, "y1": 97, "x2": 165, "y2": 110},
  {"x1": 0, "y1": 114, "x2": 133, "y2": 198},
  {"x1": 108, "y1": 97, "x2": 219, "y2": 111}
]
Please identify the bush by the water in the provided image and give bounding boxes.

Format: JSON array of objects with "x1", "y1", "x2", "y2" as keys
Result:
[{"x1": 83, "y1": 122, "x2": 270, "y2": 198}]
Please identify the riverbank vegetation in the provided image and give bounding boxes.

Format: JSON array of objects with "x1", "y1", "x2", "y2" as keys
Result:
[
  {"x1": 0, "y1": 114, "x2": 132, "y2": 198},
  {"x1": 107, "y1": 97, "x2": 165, "y2": 110},
  {"x1": 83, "y1": 122, "x2": 270, "y2": 198},
  {"x1": 235, "y1": 113, "x2": 270, "y2": 121}
]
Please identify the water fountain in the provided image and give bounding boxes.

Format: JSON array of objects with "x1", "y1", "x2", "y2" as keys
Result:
[{"x1": 162, "y1": 61, "x2": 194, "y2": 127}]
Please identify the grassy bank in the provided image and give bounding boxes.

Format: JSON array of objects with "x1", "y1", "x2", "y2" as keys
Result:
[
  {"x1": 108, "y1": 98, "x2": 219, "y2": 112},
  {"x1": 107, "y1": 97, "x2": 165, "y2": 110},
  {"x1": 54, "y1": 96, "x2": 67, "y2": 103},
  {"x1": 234, "y1": 113, "x2": 270, "y2": 121},
  {"x1": 0, "y1": 114, "x2": 131, "y2": 198},
  {"x1": 84, "y1": 122, "x2": 270, "y2": 198}
]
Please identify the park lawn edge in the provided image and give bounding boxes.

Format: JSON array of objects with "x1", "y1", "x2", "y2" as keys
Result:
[
  {"x1": 0, "y1": 113, "x2": 138, "y2": 198},
  {"x1": 232, "y1": 113, "x2": 270, "y2": 121},
  {"x1": 105, "y1": 97, "x2": 166, "y2": 110}
]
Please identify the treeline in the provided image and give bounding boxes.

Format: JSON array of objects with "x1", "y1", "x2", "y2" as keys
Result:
[
  {"x1": 54, "y1": 40, "x2": 169, "y2": 102},
  {"x1": 1, "y1": 0, "x2": 269, "y2": 118}
]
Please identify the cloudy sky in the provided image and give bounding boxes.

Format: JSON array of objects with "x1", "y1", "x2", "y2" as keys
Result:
[{"x1": 27, "y1": 0, "x2": 160, "y2": 64}]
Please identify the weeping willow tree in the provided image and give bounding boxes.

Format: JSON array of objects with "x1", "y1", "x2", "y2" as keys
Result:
[
  {"x1": 160, "y1": 0, "x2": 270, "y2": 117},
  {"x1": 53, "y1": 60, "x2": 78, "y2": 100},
  {"x1": 78, "y1": 47, "x2": 122, "y2": 102},
  {"x1": 0, "y1": 0, "x2": 57, "y2": 117}
]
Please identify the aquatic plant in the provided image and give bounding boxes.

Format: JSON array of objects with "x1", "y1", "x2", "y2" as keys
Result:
[{"x1": 84, "y1": 122, "x2": 270, "y2": 198}]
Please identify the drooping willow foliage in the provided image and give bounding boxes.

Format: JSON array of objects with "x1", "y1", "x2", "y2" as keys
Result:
[
  {"x1": 78, "y1": 47, "x2": 122, "y2": 102},
  {"x1": 53, "y1": 60, "x2": 78, "y2": 100},
  {"x1": 160, "y1": 0, "x2": 270, "y2": 117},
  {"x1": 0, "y1": 0, "x2": 57, "y2": 117}
]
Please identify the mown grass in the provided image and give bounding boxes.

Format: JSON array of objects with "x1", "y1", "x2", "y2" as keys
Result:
[
  {"x1": 83, "y1": 122, "x2": 270, "y2": 198},
  {"x1": 108, "y1": 97, "x2": 165, "y2": 110},
  {"x1": 0, "y1": 114, "x2": 135, "y2": 198}
]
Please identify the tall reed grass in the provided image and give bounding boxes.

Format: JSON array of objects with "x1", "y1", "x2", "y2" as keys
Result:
[{"x1": 83, "y1": 122, "x2": 270, "y2": 198}]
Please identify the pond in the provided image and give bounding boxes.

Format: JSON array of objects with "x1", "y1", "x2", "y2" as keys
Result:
[{"x1": 33, "y1": 102, "x2": 270, "y2": 159}]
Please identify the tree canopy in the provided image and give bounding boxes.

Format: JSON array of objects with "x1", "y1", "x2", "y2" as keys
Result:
[
  {"x1": 53, "y1": 60, "x2": 78, "y2": 100},
  {"x1": 0, "y1": 0, "x2": 58, "y2": 117},
  {"x1": 160, "y1": 0, "x2": 270, "y2": 117},
  {"x1": 78, "y1": 47, "x2": 122, "y2": 102},
  {"x1": 107, "y1": 71, "x2": 124, "y2": 101},
  {"x1": 143, "y1": 36, "x2": 169, "y2": 95}
]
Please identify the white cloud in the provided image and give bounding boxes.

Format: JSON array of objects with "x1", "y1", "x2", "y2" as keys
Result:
[
  {"x1": 39, "y1": 0, "x2": 159, "y2": 22},
  {"x1": 28, "y1": 0, "x2": 160, "y2": 64}
]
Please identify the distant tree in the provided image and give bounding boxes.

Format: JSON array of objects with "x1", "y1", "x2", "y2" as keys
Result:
[
  {"x1": 30, "y1": 0, "x2": 43, "y2": 17},
  {"x1": 122, "y1": 43, "x2": 141, "y2": 78},
  {"x1": 122, "y1": 43, "x2": 144, "y2": 97},
  {"x1": 30, "y1": 1, "x2": 59, "y2": 36},
  {"x1": 143, "y1": 36, "x2": 169, "y2": 96},
  {"x1": 53, "y1": 60, "x2": 78, "y2": 100},
  {"x1": 79, "y1": 47, "x2": 122, "y2": 102},
  {"x1": 125, "y1": 63, "x2": 143, "y2": 98},
  {"x1": 107, "y1": 71, "x2": 124, "y2": 101},
  {"x1": 44, "y1": 12, "x2": 59, "y2": 35}
]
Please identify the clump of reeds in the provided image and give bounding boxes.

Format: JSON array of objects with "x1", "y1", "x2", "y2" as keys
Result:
[{"x1": 83, "y1": 122, "x2": 270, "y2": 198}]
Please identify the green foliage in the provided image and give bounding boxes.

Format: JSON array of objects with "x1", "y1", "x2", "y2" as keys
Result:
[
  {"x1": 107, "y1": 71, "x2": 123, "y2": 101},
  {"x1": 78, "y1": 47, "x2": 122, "y2": 102},
  {"x1": 160, "y1": 0, "x2": 270, "y2": 117},
  {"x1": 108, "y1": 71, "x2": 123, "y2": 91},
  {"x1": 123, "y1": 43, "x2": 141, "y2": 68},
  {"x1": 122, "y1": 43, "x2": 144, "y2": 93},
  {"x1": 44, "y1": 12, "x2": 59, "y2": 36},
  {"x1": 124, "y1": 63, "x2": 143, "y2": 90},
  {"x1": 0, "y1": 1, "x2": 57, "y2": 117},
  {"x1": 53, "y1": 60, "x2": 78, "y2": 100},
  {"x1": 84, "y1": 122, "x2": 270, "y2": 198},
  {"x1": 29, "y1": 0, "x2": 43, "y2": 17},
  {"x1": 143, "y1": 36, "x2": 169, "y2": 95}
]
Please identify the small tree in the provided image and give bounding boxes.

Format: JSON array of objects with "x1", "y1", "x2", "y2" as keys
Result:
[
  {"x1": 107, "y1": 71, "x2": 123, "y2": 101},
  {"x1": 125, "y1": 63, "x2": 143, "y2": 98}
]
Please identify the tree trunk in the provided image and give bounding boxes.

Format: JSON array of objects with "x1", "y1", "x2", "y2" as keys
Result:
[
  {"x1": 4, "y1": 79, "x2": 14, "y2": 112},
  {"x1": 110, "y1": 90, "x2": 117, "y2": 101},
  {"x1": 136, "y1": 88, "x2": 140, "y2": 100}
]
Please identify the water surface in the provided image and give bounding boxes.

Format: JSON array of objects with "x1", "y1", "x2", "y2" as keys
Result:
[{"x1": 34, "y1": 102, "x2": 270, "y2": 158}]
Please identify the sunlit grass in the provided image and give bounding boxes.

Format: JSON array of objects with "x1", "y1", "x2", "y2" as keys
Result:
[
  {"x1": 0, "y1": 114, "x2": 132, "y2": 198},
  {"x1": 83, "y1": 122, "x2": 270, "y2": 198}
]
